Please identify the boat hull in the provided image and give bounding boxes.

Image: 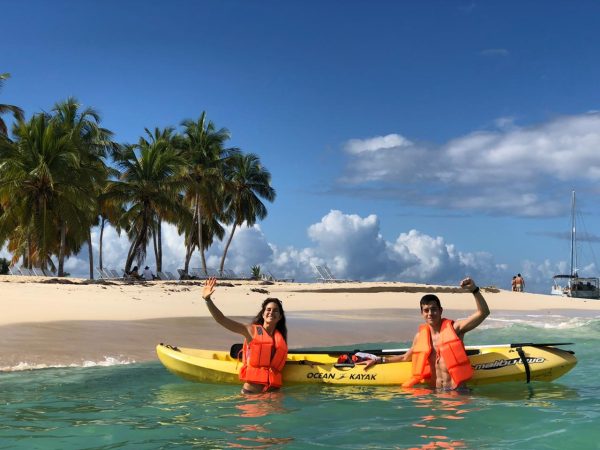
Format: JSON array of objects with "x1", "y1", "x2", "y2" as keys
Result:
[{"x1": 156, "y1": 344, "x2": 576, "y2": 387}]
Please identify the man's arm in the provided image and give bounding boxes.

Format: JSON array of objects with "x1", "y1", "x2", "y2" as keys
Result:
[
  {"x1": 359, "y1": 332, "x2": 418, "y2": 370},
  {"x1": 454, "y1": 278, "x2": 490, "y2": 335}
]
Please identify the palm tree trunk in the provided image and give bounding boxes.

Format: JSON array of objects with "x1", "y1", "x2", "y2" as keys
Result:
[
  {"x1": 99, "y1": 217, "x2": 105, "y2": 270},
  {"x1": 58, "y1": 223, "x2": 66, "y2": 276},
  {"x1": 183, "y1": 240, "x2": 192, "y2": 274},
  {"x1": 219, "y1": 222, "x2": 238, "y2": 276},
  {"x1": 125, "y1": 235, "x2": 141, "y2": 273},
  {"x1": 152, "y1": 228, "x2": 158, "y2": 271},
  {"x1": 182, "y1": 201, "x2": 198, "y2": 276},
  {"x1": 184, "y1": 243, "x2": 194, "y2": 274},
  {"x1": 25, "y1": 239, "x2": 31, "y2": 269},
  {"x1": 154, "y1": 217, "x2": 162, "y2": 272},
  {"x1": 87, "y1": 228, "x2": 94, "y2": 279},
  {"x1": 196, "y1": 198, "x2": 207, "y2": 275},
  {"x1": 158, "y1": 218, "x2": 162, "y2": 272}
]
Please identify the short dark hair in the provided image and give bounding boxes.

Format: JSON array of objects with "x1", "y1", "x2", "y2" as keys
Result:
[{"x1": 420, "y1": 294, "x2": 442, "y2": 310}]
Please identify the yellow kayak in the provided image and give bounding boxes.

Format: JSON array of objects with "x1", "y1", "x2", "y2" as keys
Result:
[{"x1": 156, "y1": 343, "x2": 576, "y2": 386}]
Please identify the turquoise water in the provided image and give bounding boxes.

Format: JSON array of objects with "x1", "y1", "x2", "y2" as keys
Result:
[{"x1": 1, "y1": 316, "x2": 599, "y2": 449}]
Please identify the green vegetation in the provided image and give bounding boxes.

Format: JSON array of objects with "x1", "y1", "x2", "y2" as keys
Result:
[
  {"x1": 0, "y1": 73, "x2": 24, "y2": 136},
  {"x1": 250, "y1": 265, "x2": 262, "y2": 280},
  {"x1": 0, "y1": 75, "x2": 275, "y2": 278}
]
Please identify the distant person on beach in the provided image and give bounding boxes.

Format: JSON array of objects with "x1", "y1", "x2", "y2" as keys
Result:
[
  {"x1": 202, "y1": 277, "x2": 288, "y2": 394},
  {"x1": 515, "y1": 273, "x2": 525, "y2": 292},
  {"x1": 127, "y1": 266, "x2": 142, "y2": 280},
  {"x1": 143, "y1": 266, "x2": 154, "y2": 281},
  {"x1": 511, "y1": 276, "x2": 517, "y2": 291},
  {"x1": 358, "y1": 277, "x2": 490, "y2": 391}
]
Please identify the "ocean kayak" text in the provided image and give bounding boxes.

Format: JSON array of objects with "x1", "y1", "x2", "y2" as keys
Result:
[{"x1": 306, "y1": 373, "x2": 377, "y2": 380}]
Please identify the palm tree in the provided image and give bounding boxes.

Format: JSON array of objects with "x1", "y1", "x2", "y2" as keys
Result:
[
  {"x1": 0, "y1": 113, "x2": 92, "y2": 271},
  {"x1": 138, "y1": 127, "x2": 179, "y2": 272},
  {"x1": 178, "y1": 208, "x2": 226, "y2": 275},
  {"x1": 50, "y1": 98, "x2": 113, "y2": 277},
  {"x1": 219, "y1": 153, "x2": 275, "y2": 274},
  {"x1": 180, "y1": 112, "x2": 234, "y2": 275},
  {"x1": 0, "y1": 73, "x2": 24, "y2": 136},
  {"x1": 107, "y1": 136, "x2": 186, "y2": 273}
]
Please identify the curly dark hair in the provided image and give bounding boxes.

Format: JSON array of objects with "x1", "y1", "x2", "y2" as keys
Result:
[{"x1": 252, "y1": 297, "x2": 287, "y2": 342}]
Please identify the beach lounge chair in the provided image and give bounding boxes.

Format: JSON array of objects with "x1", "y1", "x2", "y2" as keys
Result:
[
  {"x1": 19, "y1": 267, "x2": 33, "y2": 276},
  {"x1": 189, "y1": 268, "x2": 204, "y2": 279},
  {"x1": 156, "y1": 271, "x2": 169, "y2": 281},
  {"x1": 207, "y1": 267, "x2": 220, "y2": 278},
  {"x1": 42, "y1": 267, "x2": 54, "y2": 277},
  {"x1": 322, "y1": 264, "x2": 341, "y2": 281},
  {"x1": 164, "y1": 271, "x2": 177, "y2": 280},
  {"x1": 323, "y1": 264, "x2": 350, "y2": 282},
  {"x1": 222, "y1": 268, "x2": 240, "y2": 279},
  {"x1": 313, "y1": 265, "x2": 330, "y2": 282},
  {"x1": 313, "y1": 264, "x2": 346, "y2": 282},
  {"x1": 267, "y1": 271, "x2": 294, "y2": 282},
  {"x1": 95, "y1": 267, "x2": 106, "y2": 279},
  {"x1": 31, "y1": 267, "x2": 44, "y2": 277},
  {"x1": 8, "y1": 266, "x2": 22, "y2": 276},
  {"x1": 108, "y1": 269, "x2": 122, "y2": 279}
]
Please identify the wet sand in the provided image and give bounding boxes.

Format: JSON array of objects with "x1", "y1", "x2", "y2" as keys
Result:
[
  {"x1": 0, "y1": 310, "x2": 423, "y2": 369},
  {"x1": 1, "y1": 276, "x2": 599, "y2": 369}
]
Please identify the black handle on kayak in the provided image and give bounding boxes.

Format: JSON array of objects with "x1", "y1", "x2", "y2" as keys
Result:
[{"x1": 509, "y1": 342, "x2": 573, "y2": 348}]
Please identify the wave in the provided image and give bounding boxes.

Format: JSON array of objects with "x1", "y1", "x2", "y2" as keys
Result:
[
  {"x1": 479, "y1": 314, "x2": 600, "y2": 331},
  {"x1": 0, "y1": 356, "x2": 136, "y2": 372}
]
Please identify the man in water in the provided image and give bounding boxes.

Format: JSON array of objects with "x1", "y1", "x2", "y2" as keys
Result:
[{"x1": 360, "y1": 277, "x2": 490, "y2": 390}]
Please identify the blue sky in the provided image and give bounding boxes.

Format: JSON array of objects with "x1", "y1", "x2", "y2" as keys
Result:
[{"x1": 4, "y1": 1, "x2": 600, "y2": 293}]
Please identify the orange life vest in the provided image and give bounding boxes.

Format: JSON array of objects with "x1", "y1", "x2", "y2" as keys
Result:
[
  {"x1": 402, "y1": 319, "x2": 473, "y2": 388},
  {"x1": 240, "y1": 324, "x2": 288, "y2": 389}
]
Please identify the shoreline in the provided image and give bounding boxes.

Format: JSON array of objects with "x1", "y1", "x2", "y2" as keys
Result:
[
  {"x1": 1, "y1": 276, "x2": 599, "y2": 369},
  {"x1": 2, "y1": 276, "x2": 600, "y2": 327}
]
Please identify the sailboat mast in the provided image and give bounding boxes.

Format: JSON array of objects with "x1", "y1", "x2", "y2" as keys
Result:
[{"x1": 570, "y1": 190, "x2": 576, "y2": 277}]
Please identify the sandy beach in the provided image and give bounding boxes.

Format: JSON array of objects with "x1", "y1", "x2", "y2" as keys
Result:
[{"x1": 2, "y1": 275, "x2": 599, "y2": 370}]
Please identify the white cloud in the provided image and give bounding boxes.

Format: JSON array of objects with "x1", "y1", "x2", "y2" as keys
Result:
[
  {"x1": 0, "y1": 245, "x2": 13, "y2": 261},
  {"x1": 337, "y1": 112, "x2": 600, "y2": 217},
  {"x1": 344, "y1": 134, "x2": 412, "y2": 154},
  {"x1": 2, "y1": 211, "x2": 564, "y2": 293}
]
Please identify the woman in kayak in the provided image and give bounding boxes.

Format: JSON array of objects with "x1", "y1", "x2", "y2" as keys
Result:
[{"x1": 202, "y1": 277, "x2": 288, "y2": 394}]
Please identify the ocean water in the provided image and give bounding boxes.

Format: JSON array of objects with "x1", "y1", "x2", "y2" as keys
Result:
[{"x1": 1, "y1": 316, "x2": 599, "y2": 450}]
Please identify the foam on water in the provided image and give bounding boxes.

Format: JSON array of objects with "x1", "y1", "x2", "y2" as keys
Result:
[
  {"x1": 0, "y1": 355, "x2": 136, "y2": 372},
  {"x1": 480, "y1": 313, "x2": 599, "y2": 331}
]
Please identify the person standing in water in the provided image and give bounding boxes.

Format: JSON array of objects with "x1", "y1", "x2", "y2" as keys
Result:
[
  {"x1": 202, "y1": 277, "x2": 288, "y2": 394},
  {"x1": 514, "y1": 273, "x2": 525, "y2": 292},
  {"x1": 359, "y1": 277, "x2": 490, "y2": 390}
]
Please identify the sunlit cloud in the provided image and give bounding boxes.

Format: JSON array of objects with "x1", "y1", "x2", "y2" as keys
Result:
[{"x1": 337, "y1": 112, "x2": 600, "y2": 217}]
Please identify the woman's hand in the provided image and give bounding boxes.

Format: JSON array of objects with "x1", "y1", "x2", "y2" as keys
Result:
[{"x1": 203, "y1": 277, "x2": 217, "y2": 299}]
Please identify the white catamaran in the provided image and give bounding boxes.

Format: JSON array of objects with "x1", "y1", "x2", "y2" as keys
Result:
[{"x1": 550, "y1": 191, "x2": 600, "y2": 299}]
